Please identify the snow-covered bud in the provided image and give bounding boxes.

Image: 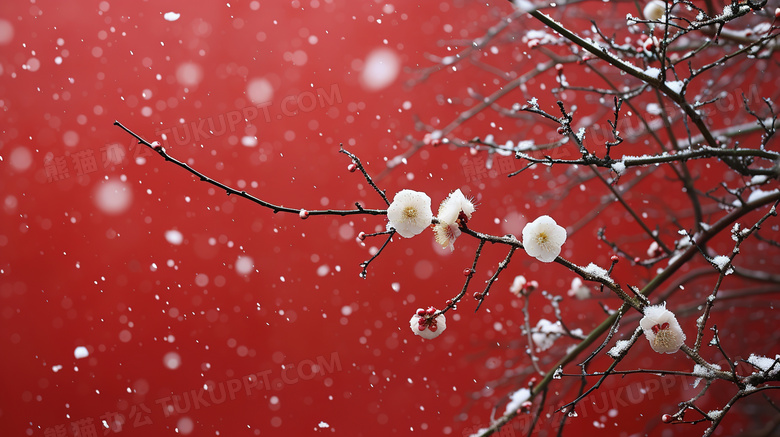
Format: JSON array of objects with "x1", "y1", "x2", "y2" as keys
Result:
[
  {"x1": 423, "y1": 132, "x2": 442, "y2": 146},
  {"x1": 347, "y1": 163, "x2": 357, "y2": 172},
  {"x1": 509, "y1": 275, "x2": 527, "y2": 296},
  {"x1": 647, "y1": 241, "x2": 658, "y2": 257},
  {"x1": 299, "y1": 209, "x2": 309, "y2": 219},
  {"x1": 409, "y1": 310, "x2": 446, "y2": 340}
]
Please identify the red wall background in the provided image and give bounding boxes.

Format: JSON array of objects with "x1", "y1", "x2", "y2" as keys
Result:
[{"x1": 1, "y1": 1, "x2": 778, "y2": 436}]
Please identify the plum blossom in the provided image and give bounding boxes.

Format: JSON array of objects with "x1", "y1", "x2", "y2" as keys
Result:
[
  {"x1": 409, "y1": 307, "x2": 446, "y2": 339},
  {"x1": 386, "y1": 189, "x2": 433, "y2": 238},
  {"x1": 640, "y1": 303, "x2": 686, "y2": 354},
  {"x1": 643, "y1": 0, "x2": 667, "y2": 21},
  {"x1": 437, "y1": 189, "x2": 475, "y2": 225},
  {"x1": 509, "y1": 275, "x2": 527, "y2": 296},
  {"x1": 532, "y1": 319, "x2": 563, "y2": 351},
  {"x1": 423, "y1": 131, "x2": 442, "y2": 146},
  {"x1": 567, "y1": 277, "x2": 590, "y2": 300},
  {"x1": 433, "y1": 189, "x2": 475, "y2": 250},
  {"x1": 509, "y1": 275, "x2": 538, "y2": 297},
  {"x1": 522, "y1": 215, "x2": 567, "y2": 263}
]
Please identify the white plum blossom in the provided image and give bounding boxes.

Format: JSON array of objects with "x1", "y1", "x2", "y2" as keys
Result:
[
  {"x1": 522, "y1": 215, "x2": 567, "y2": 263},
  {"x1": 640, "y1": 303, "x2": 686, "y2": 354},
  {"x1": 647, "y1": 240, "x2": 661, "y2": 257},
  {"x1": 437, "y1": 189, "x2": 475, "y2": 225},
  {"x1": 409, "y1": 307, "x2": 446, "y2": 340},
  {"x1": 509, "y1": 275, "x2": 538, "y2": 297},
  {"x1": 643, "y1": 0, "x2": 667, "y2": 21},
  {"x1": 433, "y1": 189, "x2": 475, "y2": 250},
  {"x1": 567, "y1": 277, "x2": 590, "y2": 300},
  {"x1": 386, "y1": 189, "x2": 433, "y2": 238},
  {"x1": 532, "y1": 319, "x2": 563, "y2": 351}
]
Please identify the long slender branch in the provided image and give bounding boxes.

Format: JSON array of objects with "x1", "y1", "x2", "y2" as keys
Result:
[{"x1": 114, "y1": 121, "x2": 387, "y2": 217}]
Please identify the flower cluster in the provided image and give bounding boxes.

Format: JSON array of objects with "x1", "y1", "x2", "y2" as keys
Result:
[
  {"x1": 409, "y1": 307, "x2": 447, "y2": 340},
  {"x1": 386, "y1": 188, "x2": 475, "y2": 251},
  {"x1": 639, "y1": 303, "x2": 686, "y2": 354},
  {"x1": 388, "y1": 189, "x2": 570, "y2": 339},
  {"x1": 387, "y1": 190, "x2": 569, "y2": 263}
]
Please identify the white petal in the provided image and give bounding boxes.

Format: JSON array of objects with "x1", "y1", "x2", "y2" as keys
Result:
[
  {"x1": 434, "y1": 222, "x2": 460, "y2": 251},
  {"x1": 437, "y1": 189, "x2": 475, "y2": 225}
]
